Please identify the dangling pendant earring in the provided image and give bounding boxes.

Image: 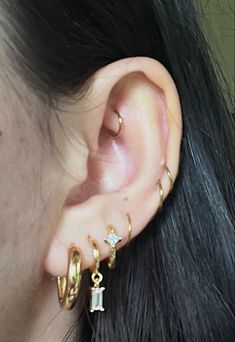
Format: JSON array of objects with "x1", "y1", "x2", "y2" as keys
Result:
[{"x1": 89, "y1": 237, "x2": 105, "y2": 312}]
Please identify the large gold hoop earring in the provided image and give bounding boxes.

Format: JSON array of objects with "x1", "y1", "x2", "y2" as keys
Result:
[{"x1": 57, "y1": 244, "x2": 82, "y2": 310}]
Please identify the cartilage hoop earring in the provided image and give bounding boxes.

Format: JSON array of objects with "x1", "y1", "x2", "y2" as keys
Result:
[
  {"x1": 111, "y1": 110, "x2": 123, "y2": 137},
  {"x1": 57, "y1": 244, "x2": 82, "y2": 310},
  {"x1": 157, "y1": 181, "x2": 164, "y2": 209},
  {"x1": 165, "y1": 165, "x2": 174, "y2": 191},
  {"x1": 104, "y1": 225, "x2": 122, "y2": 269},
  {"x1": 89, "y1": 237, "x2": 105, "y2": 312},
  {"x1": 127, "y1": 213, "x2": 132, "y2": 242}
]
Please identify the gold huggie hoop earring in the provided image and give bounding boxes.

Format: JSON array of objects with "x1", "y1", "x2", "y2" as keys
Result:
[
  {"x1": 111, "y1": 110, "x2": 123, "y2": 137},
  {"x1": 156, "y1": 165, "x2": 173, "y2": 210},
  {"x1": 127, "y1": 213, "x2": 132, "y2": 242},
  {"x1": 157, "y1": 181, "x2": 164, "y2": 209},
  {"x1": 104, "y1": 225, "x2": 122, "y2": 269},
  {"x1": 165, "y1": 165, "x2": 174, "y2": 191},
  {"x1": 89, "y1": 237, "x2": 105, "y2": 312},
  {"x1": 57, "y1": 244, "x2": 82, "y2": 310}
]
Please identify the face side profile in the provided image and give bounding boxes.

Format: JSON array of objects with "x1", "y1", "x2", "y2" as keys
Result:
[{"x1": 0, "y1": 1, "x2": 234, "y2": 342}]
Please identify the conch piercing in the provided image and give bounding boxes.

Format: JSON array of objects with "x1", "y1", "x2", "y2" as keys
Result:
[
  {"x1": 57, "y1": 244, "x2": 82, "y2": 310},
  {"x1": 89, "y1": 237, "x2": 105, "y2": 312},
  {"x1": 156, "y1": 165, "x2": 174, "y2": 209},
  {"x1": 111, "y1": 109, "x2": 123, "y2": 137},
  {"x1": 104, "y1": 225, "x2": 122, "y2": 269}
]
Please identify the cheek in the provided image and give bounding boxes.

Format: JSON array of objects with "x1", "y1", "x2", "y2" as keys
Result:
[{"x1": 0, "y1": 85, "x2": 64, "y2": 335}]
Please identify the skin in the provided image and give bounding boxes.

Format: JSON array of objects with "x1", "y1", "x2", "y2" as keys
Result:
[{"x1": 0, "y1": 56, "x2": 182, "y2": 341}]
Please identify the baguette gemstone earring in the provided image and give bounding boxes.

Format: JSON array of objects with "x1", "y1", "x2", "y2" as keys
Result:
[{"x1": 89, "y1": 237, "x2": 105, "y2": 312}]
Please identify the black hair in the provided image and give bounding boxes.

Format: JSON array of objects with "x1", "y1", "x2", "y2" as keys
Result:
[{"x1": 1, "y1": 0, "x2": 234, "y2": 341}]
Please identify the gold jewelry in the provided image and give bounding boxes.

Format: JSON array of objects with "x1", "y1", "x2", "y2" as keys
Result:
[
  {"x1": 165, "y1": 165, "x2": 174, "y2": 191},
  {"x1": 89, "y1": 237, "x2": 105, "y2": 312},
  {"x1": 111, "y1": 110, "x2": 123, "y2": 137},
  {"x1": 157, "y1": 181, "x2": 164, "y2": 209},
  {"x1": 127, "y1": 213, "x2": 132, "y2": 242},
  {"x1": 57, "y1": 244, "x2": 82, "y2": 310},
  {"x1": 156, "y1": 165, "x2": 173, "y2": 210},
  {"x1": 104, "y1": 225, "x2": 122, "y2": 269}
]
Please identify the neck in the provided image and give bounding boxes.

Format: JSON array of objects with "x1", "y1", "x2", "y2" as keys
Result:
[{"x1": 25, "y1": 274, "x2": 77, "y2": 342}]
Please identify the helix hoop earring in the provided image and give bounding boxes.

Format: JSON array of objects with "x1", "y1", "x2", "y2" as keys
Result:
[
  {"x1": 89, "y1": 237, "x2": 105, "y2": 312},
  {"x1": 165, "y1": 165, "x2": 174, "y2": 191},
  {"x1": 127, "y1": 213, "x2": 132, "y2": 242},
  {"x1": 156, "y1": 165, "x2": 174, "y2": 209},
  {"x1": 57, "y1": 244, "x2": 82, "y2": 310},
  {"x1": 157, "y1": 181, "x2": 164, "y2": 209},
  {"x1": 111, "y1": 110, "x2": 123, "y2": 137}
]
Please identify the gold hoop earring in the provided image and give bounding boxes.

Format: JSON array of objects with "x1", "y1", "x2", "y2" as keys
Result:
[
  {"x1": 156, "y1": 165, "x2": 174, "y2": 210},
  {"x1": 111, "y1": 110, "x2": 123, "y2": 137},
  {"x1": 89, "y1": 237, "x2": 105, "y2": 312},
  {"x1": 157, "y1": 181, "x2": 164, "y2": 209},
  {"x1": 104, "y1": 225, "x2": 122, "y2": 269},
  {"x1": 127, "y1": 213, "x2": 132, "y2": 242},
  {"x1": 57, "y1": 244, "x2": 82, "y2": 310},
  {"x1": 165, "y1": 165, "x2": 174, "y2": 191}
]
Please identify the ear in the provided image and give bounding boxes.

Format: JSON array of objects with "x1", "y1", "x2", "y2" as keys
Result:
[{"x1": 45, "y1": 57, "x2": 182, "y2": 275}]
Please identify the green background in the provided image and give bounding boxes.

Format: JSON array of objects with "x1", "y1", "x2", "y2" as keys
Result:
[{"x1": 200, "y1": 0, "x2": 234, "y2": 93}]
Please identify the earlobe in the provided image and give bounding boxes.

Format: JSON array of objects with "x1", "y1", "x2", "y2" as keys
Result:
[{"x1": 45, "y1": 57, "x2": 182, "y2": 278}]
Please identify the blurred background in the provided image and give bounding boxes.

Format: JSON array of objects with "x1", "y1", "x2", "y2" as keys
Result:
[{"x1": 200, "y1": 0, "x2": 234, "y2": 94}]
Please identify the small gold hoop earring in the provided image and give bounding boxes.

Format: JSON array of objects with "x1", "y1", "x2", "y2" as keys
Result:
[
  {"x1": 165, "y1": 165, "x2": 174, "y2": 191},
  {"x1": 157, "y1": 181, "x2": 164, "y2": 209},
  {"x1": 111, "y1": 110, "x2": 123, "y2": 137},
  {"x1": 127, "y1": 213, "x2": 132, "y2": 242},
  {"x1": 89, "y1": 237, "x2": 105, "y2": 312},
  {"x1": 104, "y1": 225, "x2": 122, "y2": 269},
  {"x1": 57, "y1": 244, "x2": 82, "y2": 310}
]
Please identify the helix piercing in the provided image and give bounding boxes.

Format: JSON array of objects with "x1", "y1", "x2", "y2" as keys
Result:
[
  {"x1": 127, "y1": 213, "x2": 132, "y2": 242},
  {"x1": 156, "y1": 165, "x2": 174, "y2": 210},
  {"x1": 165, "y1": 165, "x2": 174, "y2": 191},
  {"x1": 111, "y1": 110, "x2": 123, "y2": 137},
  {"x1": 157, "y1": 181, "x2": 164, "y2": 209},
  {"x1": 56, "y1": 244, "x2": 82, "y2": 310}
]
